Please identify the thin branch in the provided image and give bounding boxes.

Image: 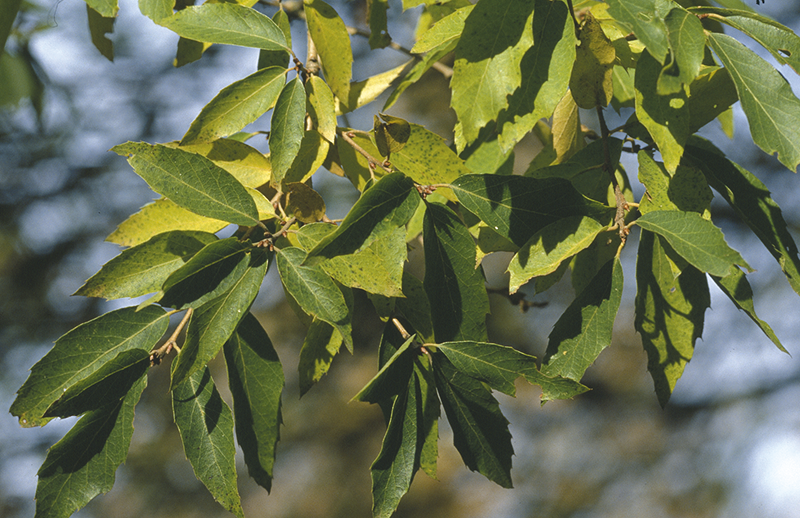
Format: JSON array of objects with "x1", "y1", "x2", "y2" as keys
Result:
[
  {"x1": 486, "y1": 288, "x2": 548, "y2": 312},
  {"x1": 150, "y1": 308, "x2": 193, "y2": 366},
  {"x1": 392, "y1": 318, "x2": 411, "y2": 340},
  {"x1": 346, "y1": 25, "x2": 454, "y2": 78},
  {"x1": 337, "y1": 127, "x2": 393, "y2": 175},
  {"x1": 596, "y1": 106, "x2": 630, "y2": 243}
]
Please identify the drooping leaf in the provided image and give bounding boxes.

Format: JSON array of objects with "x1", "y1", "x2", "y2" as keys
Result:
[
  {"x1": 170, "y1": 248, "x2": 268, "y2": 389},
  {"x1": 304, "y1": 0, "x2": 352, "y2": 101},
  {"x1": 707, "y1": 31, "x2": 800, "y2": 172},
  {"x1": 414, "y1": 356, "x2": 439, "y2": 479},
  {"x1": 507, "y1": 216, "x2": 605, "y2": 294},
  {"x1": 542, "y1": 257, "x2": 623, "y2": 381},
  {"x1": 76, "y1": 231, "x2": 217, "y2": 300},
  {"x1": 450, "y1": 174, "x2": 613, "y2": 248},
  {"x1": 106, "y1": 198, "x2": 229, "y2": 247},
  {"x1": 410, "y1": 4, "x2": 473, "y2": 54},
  {"x1": 636, "y1": 210, "x2": 751, "y2": 277},
  {"x1": 84, "y1": 0, "x2": 117, "y2": 18},
  {"x1": 550, "y1": 90, "x2": 585, "y2": 166},
  {"x1": 634, "y1": 49, "x2": 689, "y2": 173},
  {"x1": 161, "y1": 3, "x2": 288, "y2": 51},
  {"x1": 223, "y1": 312, "x2": 284, "y2": 491},
  {"x1": 685, "y1": 142, "x2": 800, "y2": 296},
  {"x1": 353, "y1": 335, "x2": 416, "y2": 404},
  {"x1": 658, "y1": 7, "x2": 704, "y2": 95},
  {"x1": 297, "y1": 319, "x2": 344, "y2": 395},
  {"x1": 181, "y1": 66, "x2": 286, "y2": 145},
  {"x1": 35, "y1": 377, "x2": 146, "y2": 518},
  {"x1": 277, "y1": 246, "x2": 353, "y2": 350},
  {"x1": 606, "y1": 0, "x2": 670, "y2": 63},
  {"x1": 297, "y1": 223, "x2": 406, "y2": 297},
  {"x1": 570, "y1": 12, "x2": 615, "y2": 109},
  {"x1": 450, "y1": 0, "x2": 534, "y2": 144},
  {"x1": 112, "y1": 142, "x2": 260, "y2": 226},
  {"x1": 711, "y1": 266, "x2": 787, "y2": 354},
  {"x1": 86, "y1": 6, "x2": 114, "y2": 61},
  {"x1": 11, "y1": 305, "x2": 168, "y2": 427},
  {"x1": 172, "y1": 368, "x2": 244, "y2": 518},
  {"x1": 374, "y1": 113, "x2": 411, "y2": 157},
  {"x1": 305, "y1": 173, "x2": 420, "y2": 263},
  {"x1": 283, "y1": 130, "x2": 330, "y2": 185},
  {"x1": 395, "y1": 271, "x2": 435, "y2": 343},
  {"x1": 159, "y1": 237, "x2": 253, "y2": 310},
  {"x1": 44, "y1": 349, "x2": 150, "y2": 418},
  {"x1": 432, "y1": 353, "x2": 513, "y2": 488},
  {"x1": 367, "y1": 0, "x2": 391, "y2": 49},
  {"x1": 434, "y1": 341, "x2": 588, "y2": 400},
  {"x1": 284, "y1": 182, "x2": 327, "y2": 223},
  {"x1": 635, "y1": 231, "x2": 709, "y2": 407},
  {"x1": 270, "y1": 77, "x2": 306, "y2": 185},
  {"x1": 424, "y1": 202, "x2": 489, "y2": 342}
]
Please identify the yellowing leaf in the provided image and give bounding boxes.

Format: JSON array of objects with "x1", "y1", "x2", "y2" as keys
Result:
[
  {"x1": 570, "y1": 12, "x2": 615, "y2": 109},
  {"x1": 305, "y1": 0, "x2": 352, "y2": 101}
]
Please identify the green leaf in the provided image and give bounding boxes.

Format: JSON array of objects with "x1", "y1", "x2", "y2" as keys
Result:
[
  {"x1": 410, "y1": 4, "x2": 473, "y2": 54},
  {"x1": 181, "y1": 66, "x2": 286, "y2": 145},
  {"x1": 106, "y1": 198, "x2": 229, "y2": 247},
  {"x1": 569, "y1": 12, "x2": 615, "y2": 109},
  {"x1": 636, "y1": 151, "x2": 712, "y2": 215},
  {"x1": 35, "y1": 376, "x2": 146, "y2": 518},
  {"x1": 690, "y1": 7, "x2": 800, "y2": 75},
  {"x1": 304, "y1": 0, "x2": 352, "y2": 101},
  {"x1": 657, "y1": 7, "x2": 704, "y2": 95},
  {"x1": 711, "y1": 266, "x2": 787, "y2": 354},
  {"x1": 44, "y1": 349, "x2": 150, "y2": 418},
  {"x1": 353, "y1": 335, "x2": 415, "y2": 403},
  {"x1": 172, "y1": 368, "x2": 244, "y2": 518},
  {"x1": 390, "y1": 124, "x2": 470, "y2": 187},
  {"x1": 223, "y1": 312, "x2": 284, "y2": 491},
  {"x1": 139, "y1": 0, "x2": 173, "y2": 23},
  {"x1": 85, "y1": 0, "x2": 117, "y2": 18},
  {"x1": 450, "y1": 0, "x2": 534, "y2": 144},
  {"x1": 112, "y1": 142, "x2": 260, "y2": 226},
  {"x1": 367, "y1": 0, "x2": 391, "y2": 49},
  {"x1": 707, "y1": 31, "x2": 800, "y2": 171},
  {"x1": 305, "y1": 173, "x2": 420, "y2": 263},
  {"x1": 432, "y1": 353, "x2": 513, "y2": 488},
  {"x1": 335, "y1": 61, "x2": 410, "y2": 114},
  {"x1": 685, "y1": 142, "x2": 800, "y2": 296},
  {"x1": 542, "y1": 257, "x2": 623, "y2": 381},
  {"x1": 297, "y1": 319, "x2": 344, "y2": 395},
  {"x1": 1, "y1": 0, "x2": 23, "y2": 54},
  {"x1": 434, "y1": 341, "x2": 588, "y2": 400},
  {"x1": 685, "y1": 67, "x2": 739, "y2": 134},
  {"x1": 450, "y1": 174, "x2": 613, "y2": 248},
  {"x1": 371, "y1": 372, "x2": 419, "y2": 518},
  {"x1": 11, "y1": 305, "x2": 168, "y2": 427},
  {"x1": 297, "y1": 223, "x2": 406, "y2": 297},
  {"x1": 634, "y1": 49, "x2": 689, "y2": 173},
  {"x1": 283, "y1": 130, "x2": 330, "y2": 185},
  {"x1": 636, "y1": 210, "x2": 751, "y2": 277},
  {"x1": 176, "y1": 138, "x2": 273, "y2": 188},
  {"x1": 607, "y1": 0, "x2": 670, "y2": 63},
  {"x1": 159, "y1": 237, "x2": 253, "y2": 310},
  {"x1": 497, "y1": 0, "x2": 575, "y2": 150},
  {"x1": 306, "y1": 75, "x2": 337, "y2": 143},
  {"x1": 284, "y1": 182, "x2": 327, "y2": 223},
  {"x1": 257, "y1": 9, "x2": 292, "y2": 68},
  {"x1": 276, "y1": 246, "x2": 353, "y2": 350},
  {"x1": 269, "y1": 77, "x2": 306, "y2": 185},
  {"x1": 507, "y1": 216, "x2": 605, "y2": 294},
  {"x1": 424, "y1": 202, "x2": 489, "y2": 342},
  {"x1": 385, "y1": 43, "x2": 456, "y2": 110},
  {"x1": 374, "y1": 113, "x2": 411, "y2": 156},
  {"x1": 635, "y1": 231, "x2": 709, "y2": 407},
  {"x1": 161, "y1": 3, "x2": 288, "y2": 51},
  {"x1": 170, "y1": 248, "x2": 268, "y2": 388},
  {"x1": 414, "y1": 357, "x2": 439, "y2": 479},
  {"x1": 87, "y1": 6, "x2": 114, "y2": 61},
  {"x1": 395, "y1": 271, "x2": 435, "y2": 343},
  {"x1": 76, "y1": 231, "x2": 217, "y2": 300}
]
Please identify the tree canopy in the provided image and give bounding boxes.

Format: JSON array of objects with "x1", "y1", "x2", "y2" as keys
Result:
[{"x1": 4, "y1": 0, "x2": 800, "y2": 517}]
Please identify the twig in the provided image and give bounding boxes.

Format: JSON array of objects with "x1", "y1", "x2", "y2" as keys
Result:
[
  {"x1": 337, "y1": 128, "x2": 393, "y2": 175},
  {"x1": 486, "y1": 288, "x2": 548, "y2": 312},
  {"x1": 346, "y1": 26, "x2": 454, "y2": 78},
  {"x1": 150, "y1": 308, "x2": 193, "y2": 366},
  {"x1": 596, "y1": 106, "x2": 630, "y2": 243},
  {"x1": 392, "y1": 318, "x2": 411, "y2": 340}
]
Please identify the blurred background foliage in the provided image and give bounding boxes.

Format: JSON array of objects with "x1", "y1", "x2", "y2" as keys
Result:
[{"x1": 3, "y1": 1, "x2": 800, "y2": 517}]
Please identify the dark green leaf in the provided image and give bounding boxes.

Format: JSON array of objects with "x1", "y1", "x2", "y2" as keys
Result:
[
  {"x1": 636, "y1": 210, "x2": 751, "y2": 277},
  {"x1": 87, "y1": 6, "x2": 114, "y2": 61},
  {"x1": 44, "y1": 349, "x2": 150, "y2": 418},
  {"x1": 374, "y1": 113, "x2": 411, "y2": 156},
  {"x1": 353, "y1": 335, "x2": 415, "y2": 403},
  {"x1": 543, "y1": 257, "x2": 623, "y2": 381},
  {"x1": 395, "y1": 271, "x2": 435, "y2": 343},
  {"x1": 270, "y1": 77, "x2": 306, "y2": 185},
  {"x1": 707, "y1": 31, "x2": 800, "y2": 171},
  {"x1": 75, "y1": 231, "x2": 217, "y2": 300},
  {"x1": 173, "y1": 368, "x2": 244, "y2": 518},
  {"x1": 569, "y1": 12, "x2": 615, "y2": 109},
  {"x1": 607, "y1": 0, "x2": 669, "y2": 63},
  {"x1": 161, "y1": 3, "x2": 288, "y2": 51},
  {"x1": 224, "y1": 312, "x2": 284, "y2": 491},
  {"x1": 181, "y1": 66, "x2": 286, "y2": 145},
  {"x1": 432, "y1": 353, "x2": 513, "y2": 488},
  {"x1": 112, "y1": 142, "x2": 260, "y2": 226},
  {"x1": 85, "y1": 0, "x2": 117, "y2": 18},
  {"x1": 685, "y1": 67, "x2": 739, "y2": 135},
  {"x1": 305, "y1": 173, "x2": 420, "y2": 264},
  {"x1": 297, "y1": 319, "x2": 343, "y2": 395},
  {"x1": 170, "y1": 248, "x2": 269, "y2": 389},
  {"x1": 0, "y1": 0, "x2": 23, "y2": 55},
  {"x1": 450, "y1": 174, "x2": 613, "y2": 248},
  {"x1": 685, "y1": 142, "x2": 800, "y2": 296},
  {"x1": 658, "y1": 7, "x2": 704, "y2": 95},
  {"x1": 411, "y1": 4, "x2": 473, "y2": 54},
  {"x1": 635, "y1": 231, "x2": 709, "y2": 407},
  {"x1": 367, "y1": 0, "x2": 391, "y2": 49},
  {"x1": 35, "y1": 377, "x2": 145, "y2": 518},
  {"x1": 424, "y1": 202, "x2": 489, "y2": 342},
  {"x1": 11, "y1": 305, "x2": 168, "y2": 427}
]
